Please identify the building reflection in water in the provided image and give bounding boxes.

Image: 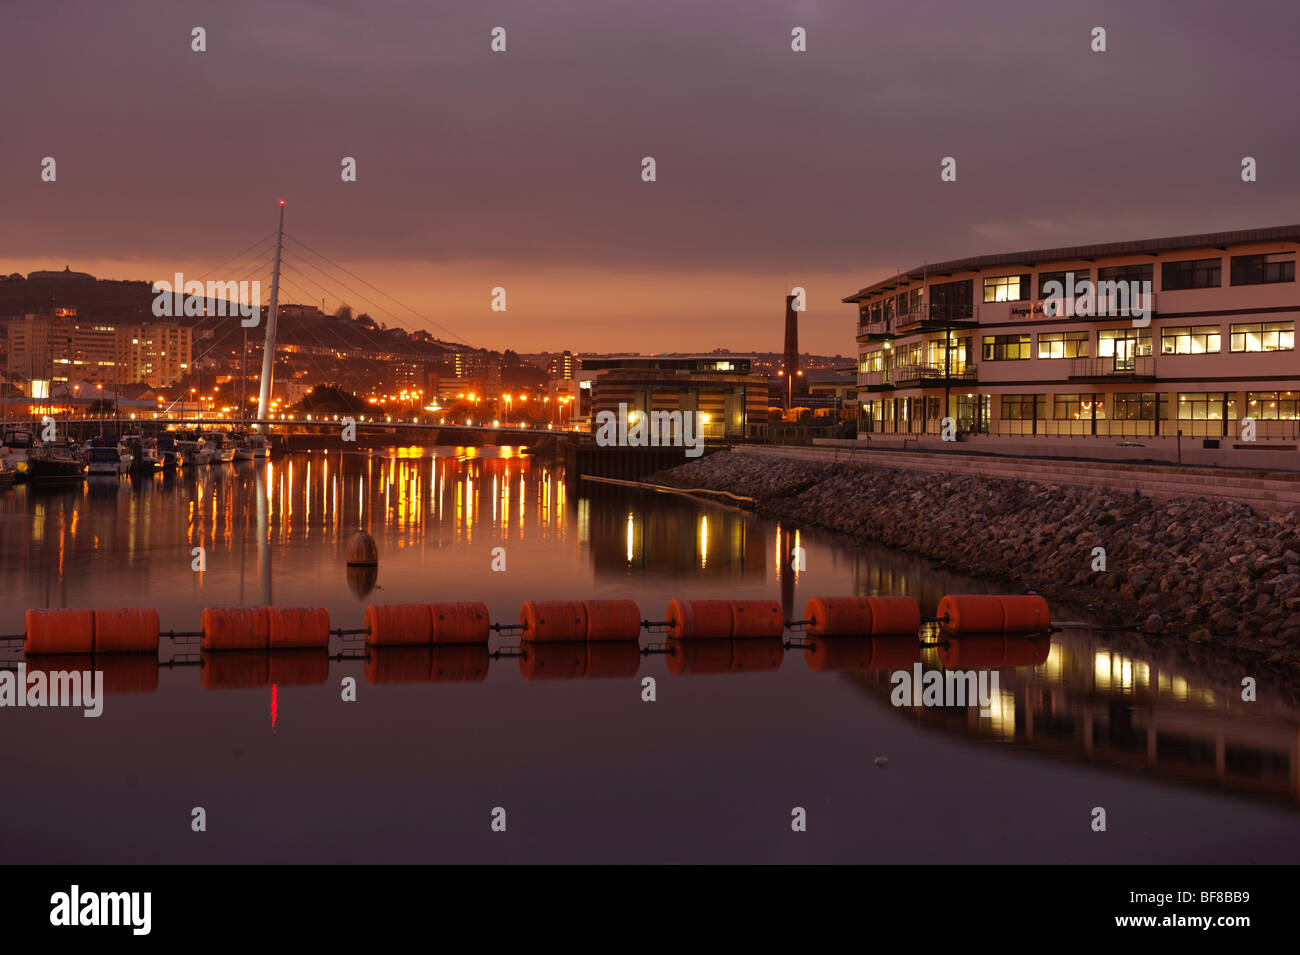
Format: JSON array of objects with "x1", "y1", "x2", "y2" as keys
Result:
[{"x1": 839, "y1": 631, "x2": 1300, "y2": 807}]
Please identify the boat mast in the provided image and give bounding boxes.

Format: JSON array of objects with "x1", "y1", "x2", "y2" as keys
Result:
[{"x1": 256, "y1": 200, "x2": 285, "y2": 427}]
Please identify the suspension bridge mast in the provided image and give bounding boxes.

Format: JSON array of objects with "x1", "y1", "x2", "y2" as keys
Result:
[{"x1": 256, "y1": 200, "x2": 286, "y2": 426}]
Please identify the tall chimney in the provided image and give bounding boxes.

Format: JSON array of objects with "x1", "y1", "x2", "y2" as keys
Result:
[
  {"x1": 782, "y1": 294, "x2": 801, "y2": 410},
  {"x1": 783, "y1": 294, "x2": 799, "y2": 377}
]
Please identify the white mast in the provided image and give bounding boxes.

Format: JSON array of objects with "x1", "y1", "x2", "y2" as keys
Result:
[{"x1": 256, "y1": 200, "x2": 285, "y2": 425}]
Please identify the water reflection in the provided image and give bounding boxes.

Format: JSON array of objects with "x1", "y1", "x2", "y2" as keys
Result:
[{"x1": 1, "y1": 447, "x2": 1297, "y2": 852}]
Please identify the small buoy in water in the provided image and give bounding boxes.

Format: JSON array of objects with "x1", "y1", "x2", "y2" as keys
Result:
[
  {"x1": 347, "y1": 531, "x2": 378, "y2": 566},
  {"x1": 873, "y1": 756, "x2": 888, "y2": 768}
]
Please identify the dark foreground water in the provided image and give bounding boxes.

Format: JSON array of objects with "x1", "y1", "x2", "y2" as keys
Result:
[{"x1": 1, "y1": 448, "x2": 1297, "y2": 863}]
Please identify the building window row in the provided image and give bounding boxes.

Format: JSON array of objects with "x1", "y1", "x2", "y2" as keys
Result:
[{"x1": 860, "y1": 252, "x2": 1297, "y2": 315}]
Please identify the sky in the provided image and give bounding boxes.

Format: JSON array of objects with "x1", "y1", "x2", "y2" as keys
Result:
[{"x1": 2, "y1": 0, "x2": 1298, "y2": 355}]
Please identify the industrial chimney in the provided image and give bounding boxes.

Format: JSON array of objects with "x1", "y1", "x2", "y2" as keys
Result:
[{"x1": 782, "y1": 294, "x2": 801, "y2": 408}]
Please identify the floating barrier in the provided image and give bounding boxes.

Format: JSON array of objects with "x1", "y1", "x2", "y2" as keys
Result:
[
  {"x1": 936, "y1": 594, "x2": 1051, "y2": 635},
  {"x1": 430, "y1": 602, "x2": 491, "y2": 645},
  {"x1": 364, "y1": 604, "x2": 433, "y2": 647},
  {"x1": 730, "y1": 600, "x2": 785, "y2": 639},
  {"x1": 804, "y1": 635, "x2": 922, "y2": 672},
  {"x1": 579, "y1": 599, "x2": 642, "y2": 641},
  {"x1": 8, "y1": 594, "x2": 1053, "y2": 688},
  {"x1": 520, "y1": 600, "x2": 584, "y2": 642},
  {"x1": 92, "y1": 608, "x2": 160, "y2": 654},
  {"x1": 24, "y1": 609, "x2": 95, "y2": 655},
  {"x1": 201, "y1": 607, "x2": 269, "y2": 651},
  {"x1": 265, "y1": 607, "x2": 330, "y2": 650},
  {"x1": 804, "y1": 596, "x2": 922, "y2": 636},
  {"x1": 665, "y1": 599, "x2": 735, "y2": 640}
]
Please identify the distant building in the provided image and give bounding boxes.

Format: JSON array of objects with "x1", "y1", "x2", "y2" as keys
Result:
[
  {"x1": 5, "y1": 314, "x2": 192, "y2": 389},
  {"x1": 548, "y1": 350, "x2": 575, "y2": 380},
  {"x1": 582, "y1": 355, "x2": 769, "y2": 439}
]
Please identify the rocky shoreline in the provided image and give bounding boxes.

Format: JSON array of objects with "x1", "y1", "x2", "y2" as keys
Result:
[{"x1": 654, "y1": 450, "x2": 1300, "y2": 670}]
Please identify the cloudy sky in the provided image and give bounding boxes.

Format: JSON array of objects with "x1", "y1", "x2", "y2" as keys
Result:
[{"x1": 2, "y1": 0, "x2": 1297, "y2": 354}]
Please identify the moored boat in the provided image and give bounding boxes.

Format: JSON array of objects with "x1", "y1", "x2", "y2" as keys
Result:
[
  {"x1": 122, "y1": 434, "x2": 163, "y2": 471},
  {"x1": 1, "y1": 428, "x2": 35, "y2": 482},
  {"x1": 200, "y1": 430, "x2": 236, "y2": 463},
  {"x1": 27, "y1": 445, "x2": 86, "y2": 482},
  {"x1": 173, "y1": 430, "x2": 212, "y2": 467}
]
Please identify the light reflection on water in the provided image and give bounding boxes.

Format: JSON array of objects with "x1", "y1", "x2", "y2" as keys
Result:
[{"x1": 0, "y1": 448, "x2": 1296, "y2": 863}]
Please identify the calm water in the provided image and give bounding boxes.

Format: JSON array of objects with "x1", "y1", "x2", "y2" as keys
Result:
[{"x1": 1, "y1": 448, "x2": 1297, "y2": 863}]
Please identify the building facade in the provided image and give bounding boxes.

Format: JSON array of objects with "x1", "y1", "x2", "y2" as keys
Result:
[
  {"x1": 5, "y1": 312, "x2": 192, "y2": 389},
  {"x1": 583, "y1": 355, "x2": 769, "y2": 440},
  {"x1": 847, "y1": 225, "x2": 1299, "y2": 444}
]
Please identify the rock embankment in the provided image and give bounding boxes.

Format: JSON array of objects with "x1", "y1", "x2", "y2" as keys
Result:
[{"x1": 656, "y1": 451, "x2": 1300, "y2": 665}]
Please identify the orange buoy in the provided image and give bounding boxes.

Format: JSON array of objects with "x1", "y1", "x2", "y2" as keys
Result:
[
  {"x1": 584, "y1": 641, "x2": 641, "y2": 679},
  {"x1": 578, "y1": 599, "x2": 642, "y2": 641},
  {"x1": 804, "y1": 597, "x2": 872, "y2": 636},
  {"x1": 265, "y1": 606, "x2": 330, "y2": 649},
  {"x1": 866, "y1": 597, "x2": 922, "y2": 635},
  {"x1": 430, "y1": 602, "x2": 491, "y2": 645},
  {"x1": 24, "y1": 608, "x2": 94, "y2": 655},
  {"x1": 199, "y1": 650, "x2": 270, "y2": 690},
  {"x1": 804, "y1": 596, "x2": 922, "y2": 636},
  {"x1": 520, "y1": 600, "x2": 584, "y2": 642},
  {"x1": 92, "y1": 608, "x2": 160, "y2": 654},
  {"x1": 364, "y1": 603, "x2": 433, "y2": 646},
  {"x1": 201, "y1": 607, "x2": 270, "y2": 651},
  {"x1": 730, "y1": 637, "x2": 784, "y2": 672},
  {"x1": 665, "y1": 637, "x2": 732, "y2": 676},
  {"x1": 430, "y1": 644, "x2": 490, "y2": 682},
  {"x1": 268, "y1": 649, "x2": 330, "y2": 685},
  {"x1": 665, "y1": 599, "x2": 733, "y2": 640},
  {"x1": 936, "y1": 594, "x2": 1005, "y2": 634},
  {"x1": 520, "y1": 641, "x2": 586, "y2": 680},
  {"x1": 729, "y1": 600, "x2": 785, "y2": 639},
  {"x1": 364, "y1": 647, "x2": 433, "y2": 684},
  {"x1": 998, "y1": 595, "x2": 1051, "y2": 634}
]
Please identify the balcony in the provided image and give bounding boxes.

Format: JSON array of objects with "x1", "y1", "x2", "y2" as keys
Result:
[
  {"x1": 1068, "y1": 355, "x2": 1157, "y2": 380},
  {"x1": 857, "y1": 364, "x2": 977, "y2": 390},
  {"x1": 856, "y1": 320, "x2": 896, "y2": 342},
  {"x1": 894, "y1": 363, "x2": 978, "y2": 386},
  {"x1": 895, "y1": 304, "x2": 980, "y2": 333}
]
